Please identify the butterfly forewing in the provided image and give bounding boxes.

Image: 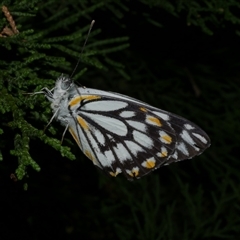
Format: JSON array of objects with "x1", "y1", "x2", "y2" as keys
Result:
[{"x1": 66, "y1": 86, "x2": 210, "y2": 180}]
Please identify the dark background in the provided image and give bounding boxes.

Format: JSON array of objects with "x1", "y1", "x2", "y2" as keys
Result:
[{"x1": 0, "y1": 1, "x2": 240, "y2": 239}]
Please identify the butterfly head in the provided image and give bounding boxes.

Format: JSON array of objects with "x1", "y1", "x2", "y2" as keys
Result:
[
  {"x1": 55, "y1": 74, "x2": 73, "y2": 93},
  {"x1": 45, "y1": 74, "x2": 77, "y2": 114},
  {"x1": 52, "y1": 74, "x2": 78, "y2": 100}
]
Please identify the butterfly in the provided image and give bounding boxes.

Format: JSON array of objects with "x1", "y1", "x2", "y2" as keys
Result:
[{"x1": 39, "y1": 74, "x2": 210, "y2": 180}]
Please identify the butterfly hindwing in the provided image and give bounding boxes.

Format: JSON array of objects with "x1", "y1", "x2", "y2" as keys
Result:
[{"x1": 67, "y1": 89, "x2": 210, "y2": 180}]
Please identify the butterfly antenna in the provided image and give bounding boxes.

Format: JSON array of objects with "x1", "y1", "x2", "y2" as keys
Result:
[{"x1": 70, "y1": 20, "x2": 95, "y2": 78}]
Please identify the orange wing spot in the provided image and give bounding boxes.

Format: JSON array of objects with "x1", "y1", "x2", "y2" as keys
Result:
[
  {"x1": 69, "y1": 96, "x2": 83, "y2": 107},
  {"x1": 109, "y1": 168, "x2": 122, "y2": 177},
  {"x1": 161, "y1": 135, "x2": 172, "y2": 144},
  {"x1": 142, "y1": 157, "x2": 156, "y2": 169},
  {"x1": 161, "y1": 151, "x2": 168, "y2": 157},
  {"x1": 85, "y1": 150, "x2": 101, "y2": 167},
  {"x1": 69, "y1": 95, "x2": 100, "y2": 107},
  {"x1": 126, "y1": 169, "x2": 134, "y2": 177},
  {"x1": 68, "y1": 127, "x2": 81, "y2": 148},
  {"x1": 132, "y1": 167, "x2": 139, "y2": 177},
  {"x1": 77, "y1": 116, "x2": 88, "y2": 130},
  {"x1": 109, "y1": 171, "x2": 116, "y2": 177},
  {"x1": 140, "y1": 107, "x2": 147, "y2": 112},
  {"x1": 85, "y1": 150, "x2": 94, "y2": 161},
  {"x1": 157, "y1": 151, "x2": 168, "y2": 157},
  {"x1": 147, "y1": 116, "x2": 162, "y2": 126}
]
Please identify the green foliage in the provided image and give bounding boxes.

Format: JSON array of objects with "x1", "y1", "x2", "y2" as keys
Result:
[
  {"x1": 140, "y1": 0, "x2": 240, "y2": 35},
  {"x1": 0, "y1": 0, "x2": 129, "y2": 181}
]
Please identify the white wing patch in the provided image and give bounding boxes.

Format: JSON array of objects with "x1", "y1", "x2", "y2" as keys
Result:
[
  {"x1": 85, "y1": 128, "x2": 100, "y2": 152},
  {"x1": 177, "y1": 142, "x2": 189, "y2": 155},
  {"x1": 171, "y1": 151, "x2": 178, "y2": 160},
  {"x1": 95, "y1": 151, "x2": 112, "y2": 168},
  {"x1": 132, "y1": 130, "x2": 153, "y2": 148},
  {"x1": 180, "y1": 130, "x2": 196, "y2": 146},
  {"x1": 113, "y1": 143, "x2": 132, "y2": 163},
  {"x1": 192, "y1": 133, "x2": 208, "y2": 144},
  {"x1": 119, "y1": 111, "x2": 136, "y2": 118},
  {"x1": 184, "y1": 124, "x2": 195, "y2": 130},
  {"x1": 82, "y1": 112, "x2": 128, "y2": 136},
  {"x1": 152, "y1": 111, "x2": 170, "y2": 121},
  {"x1": 125, "y1": 141, "x2": 144, "y2": 157},
  {"x1": 82, "y1": 100, "x2": 128, "y2": 111},
  {"x1": 104, "y1": 150, "x2": 115, "y2": 163},
  {"x1": 93, "y1": 128, "x2": 106, "y2": 145},
  {"x1": 126, "y1": 120, "x2": 147, "y2": 132}
]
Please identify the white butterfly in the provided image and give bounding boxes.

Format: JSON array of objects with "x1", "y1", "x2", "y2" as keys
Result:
[{"x1": 40, "y1": 74, "x2": 210, "y2": 180}]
